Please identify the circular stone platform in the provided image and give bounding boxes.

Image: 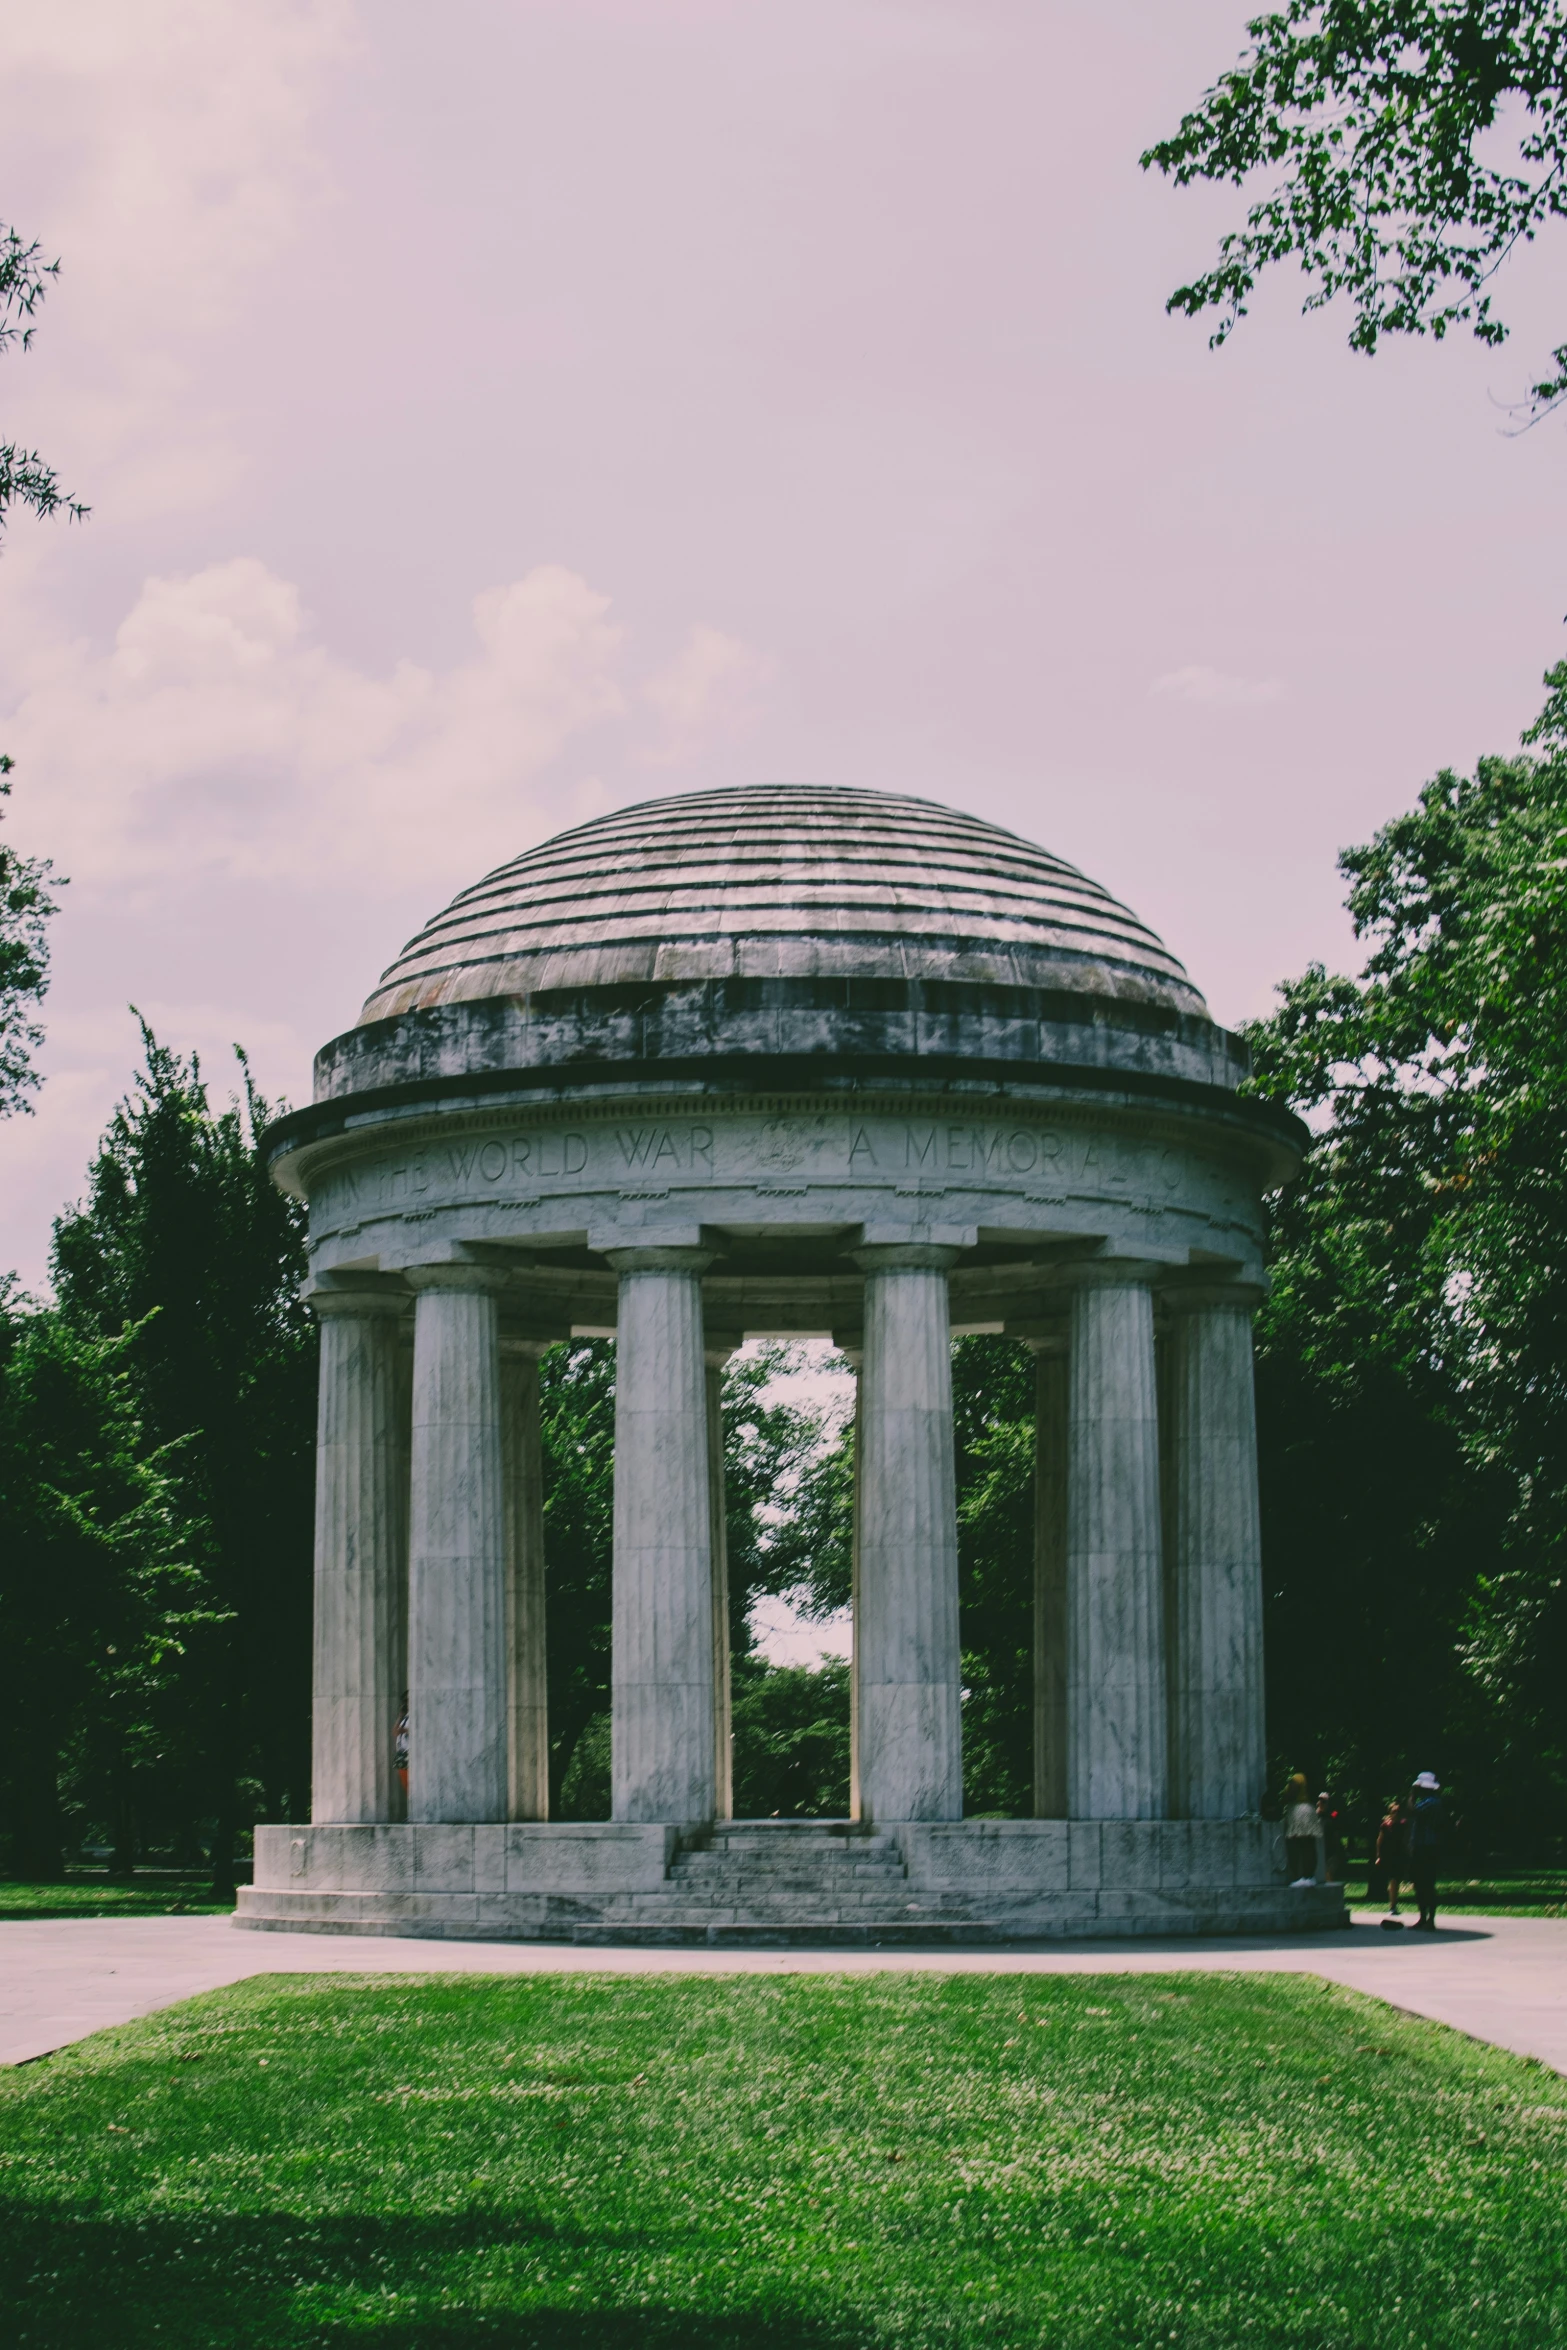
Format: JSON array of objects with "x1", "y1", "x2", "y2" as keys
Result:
[{"x1": 240, "y1": 784, "x2": 1342, "y2": 1943}]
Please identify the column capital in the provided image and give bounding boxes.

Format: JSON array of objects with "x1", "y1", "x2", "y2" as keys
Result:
[
  {"x1": 1161, "y1": 1280, "x2": 1267, "y2": 1316},
  {"x1": 704, "y1": 1331, "x2": 742, "y2": 1370},
  {"x1": 304, "y1": 1279, "x2": 410, "y2": 1322},
  {"x1": 603, "y1": 1245, "x2": 717, "y2": 1275},
  {"x1": 1052, "y1": 1256, "x2": 1170, "y2": 1293},
  {"x1": 851, "y1": 1242, "x2": 963, "y2": 1273},
  {"x1": 405, "y1": 1261, "x2": 511, "y2": 1297}
]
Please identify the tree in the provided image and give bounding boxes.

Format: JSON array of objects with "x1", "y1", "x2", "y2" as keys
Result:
[
  {"x1": 51, "y1": 1024, "x2": 316, "y2": 1892},
  {"x1": 952, "y1": 1336, "x2": 1035, "y2": 1817},
  {"x1": 0, "y1": 758, "x2": 58, "y2": 1118},
  {"x1": 1245, "y1": 667, "x2": 1567, "y2": 1843},
  {"x1": 0, "y1": 224, "x2": 84, "y2": 1123},
  {"x1": 0, "y1": 221, "x2": 83, "y2": 1116},
  {"x1": 0, "y1": 224, "x2": 85, "y2": 539},
  {"x1": 1143, "y1": 3, "x2": 1567, "y2": 423},
  {"x1": 0, "y1": 1282, "x2": 204, "y2": 1880}
]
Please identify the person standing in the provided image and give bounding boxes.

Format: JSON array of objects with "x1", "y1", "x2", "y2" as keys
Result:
[
  {"x1": 1317, "y1": 1789, "x2": 1346, "y2": 1884},
  {"x1": 1284, "y1": 1772, "x2": 1323, "y2": 1885},
  {"x1": 1408, "y1": 1772, "x2": 1443, "y2": 1929},
  {"x1": 1375, "y1": 1798, "x2": 1410, "y2": 1916}
]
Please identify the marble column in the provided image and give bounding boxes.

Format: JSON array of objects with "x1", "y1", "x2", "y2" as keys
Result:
[
  {"x1": 1163, "y1": 1288, "x2": 1266, "y2": 1818},
  {"x1": 835, "y1": 1336, "x2": 864, "y2": 1824},
  {"x1": 606, "y1": 1247, "x2": 716, "y2": 1824},
  {"x1": 851, "y1": 1245, "x2": 963, "y2": 1823},
  {"x1": 1065, "y1": 1269, "x2": 1168, "y2": 1820},
  {"x1": 501, "y1": 1339, "x2": 550, "y2": 1822},
  {"x1": 309, "y1": 1288, "x2": 409, "y2": 1824},
  {"x1": 705, "y1": 1338, "x2": 737, "y2": 1822},
  {"x1": 406, "y1": 1266, "x2": 509, "y2": 1824},
  {"x1": 1030, "y1": 1337, "x2": 1069, "y2": 1819}
]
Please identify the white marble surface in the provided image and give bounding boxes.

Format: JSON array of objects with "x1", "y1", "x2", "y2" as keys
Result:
[
  {"x1": 310, "y1": 1295, "x2": 407, "y2": 1824},
  {"x1": 1067, "y1": 1277, "x2": 1168, "y2": 1820},
  {"x1": 407, "y1": 1273, "x2": 509, "y2": 1823},
  {"x1": 608, "y1": 1251, "x2": 717, "y2": 1824},
  {"x1": 501, "y1": 1344, "x2": 549, "y2": 1822},
  {"x1": 1165, "y1": 1294, "x2": 1266, "y2": 1818},
  {"x1": 705, "y1": 1351, "x2": 735, "y2": 1821},
  {"x1": 1031, "y1": 1342, "x2": 1068, "y2": 1819},
  {"x1": 853, "y1": 1248, "x2": 963, "y2": 1824}
]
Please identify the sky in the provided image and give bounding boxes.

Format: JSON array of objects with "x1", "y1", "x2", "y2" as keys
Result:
[{"x1": 2, "y1": 0, "x2": 1565, "y2": 1297}]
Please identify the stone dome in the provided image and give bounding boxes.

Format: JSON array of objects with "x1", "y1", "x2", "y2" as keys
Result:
[
  {"x1": 360, "y1": 784, "x2": 1207, "y2": 1025},
  {"x1": 287, "y1": 779, "x2": 1264, "y2": 1125}
]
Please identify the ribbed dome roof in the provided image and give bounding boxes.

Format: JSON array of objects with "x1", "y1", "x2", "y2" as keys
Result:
[{"x1": 360, "y1": 784, "x2": 1206, "y2": 1025}]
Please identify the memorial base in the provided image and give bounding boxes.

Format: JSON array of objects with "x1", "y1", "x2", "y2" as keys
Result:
[{"x1": 237, "y1": 1818, "x2": 1346, "y2": 1943}]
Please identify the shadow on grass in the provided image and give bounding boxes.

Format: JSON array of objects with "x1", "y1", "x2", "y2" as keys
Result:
[{"x1": 1, "y1": 2203, "x2": 860, "y2": 2350}]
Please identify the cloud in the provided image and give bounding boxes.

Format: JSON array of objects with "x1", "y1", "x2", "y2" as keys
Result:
[
  {"x1": 1, "y1": 558, "x2": 632, "y2": 896},
  {"x1": 1, "y1": 558, "x2": 779, "y2": 903},
  {"x1": 1152, "y1": 665, "x2": 1285, "y2": 710},
  {"x1": 0, "y1": 0, "x2": 355, "y2": 510},
  {"x1": 641, "y1": 624, "x2": 778, "y2": 764}
]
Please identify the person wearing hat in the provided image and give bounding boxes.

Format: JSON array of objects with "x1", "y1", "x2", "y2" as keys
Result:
[
  {"x1": 1408, "y1": 1772, "x2": 1444, "y2": 1929},
  {"x1": 1283, "y1": 1772, "x2": 1324, "y2": 1886}
]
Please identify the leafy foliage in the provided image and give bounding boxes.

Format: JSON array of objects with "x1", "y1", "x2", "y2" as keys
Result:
[
  {"x1": 1143, "y1": 2, "x2": 1567, "y2": 421},
  {"x1": 0, "y1": 1282, "x2": 205, "y2": 1879},
  {"x1": 1247, "y1": 668, "x2": 1567, "y2": 1836},
  {"x1": 953, "y1": 1335, "x2": 1036, "y2": 1817},
  {"x1": 0, "y1": 220, "x2": 82, "y2": 1116},
  {"x1": 0, "y1": 759, "x2": 59, "y2": 1118},
  {"x1": 50, "y1": 1025, "x2": 316, "y2": 1888},
  {"x1": 0, "y1": 223, "x2": 86, "y2": 538}
]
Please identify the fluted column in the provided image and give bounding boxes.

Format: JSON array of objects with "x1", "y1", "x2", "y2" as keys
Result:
[
  {"x1": 851, "y1": 1245, "x2": 963, "y2": 1824},
  {"x1": 501, "y1": 1339, "x2": 550, "y2": 1821},
  {"x1": 309, "y1": 1288, "x2": 409, "y2": 1824},
  {"x1": 705, "y1": 1338, "x2": 738, "y2": 1821},
  {"x1": 1066, "y1": 1270, "x2": 1168, "y2": 1820},
  {"x1": 1030, "y1": 1336, "x2": 1069, "y2": 1819},
  {"x1": 834, "y1": 1334, "x2": 865, "y2": 1823},
  {"x1": 607, "y1": 1247, "x2": 716, "y2": 1824},
  {"x1": 406, "y1": 1266, "x2": 509, "y2": 1823},
  {"x1": 1164, "y1": 1288, "x2": 1266, "y2": 1818}
]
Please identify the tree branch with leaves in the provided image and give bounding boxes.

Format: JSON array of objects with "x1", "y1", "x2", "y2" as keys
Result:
[{"x1": 1143, "y1": 2, "x2": 1567, "y2": 424}]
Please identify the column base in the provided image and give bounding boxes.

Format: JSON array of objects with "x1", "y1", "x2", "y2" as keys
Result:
[{"x1": 238, "y1": 1819, "x2": 1347, "y2": 1942}]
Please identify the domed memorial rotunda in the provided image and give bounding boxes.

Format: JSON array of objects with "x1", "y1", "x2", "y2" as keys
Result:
[{"x1": 241, "y1": 785, "x2": 1342, "y2": 1942}]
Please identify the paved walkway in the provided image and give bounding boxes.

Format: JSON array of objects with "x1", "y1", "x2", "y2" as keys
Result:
[{"x1": 1, "y1": 1912, "x2": 1562, "y2": 2072}]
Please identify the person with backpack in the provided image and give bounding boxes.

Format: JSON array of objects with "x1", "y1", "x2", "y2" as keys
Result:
[{"x1": 1408, "y1": 1772, "x2": 1444, "y2": 1930}]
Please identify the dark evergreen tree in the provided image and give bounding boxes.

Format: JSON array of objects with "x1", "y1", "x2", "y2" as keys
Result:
[
  {"x1": 51, "y1": 1024, "x2": 315, "y2": 1892},
  {"x1": 0, "y1": 1284, "x2": 202, "y2": 1879}
]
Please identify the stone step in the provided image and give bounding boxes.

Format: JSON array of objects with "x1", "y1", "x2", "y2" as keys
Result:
[
  {"x1": 690, "y1": 1832, "x2": 902, "y2": 1851},
  {"x1": 571, "y1": 1919, "x2": 1001, "y2": 1948},
  {"x1": 670, "y1": 1861, "x2": 905, "y2": 1886},
  {"x1": 603, "y1": 1892, "x2": 977, "y2": 1920}
]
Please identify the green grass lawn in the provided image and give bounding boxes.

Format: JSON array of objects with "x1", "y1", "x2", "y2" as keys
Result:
[
  {"x1": 1346, "y1": 1869, "x2": 1566, "y2": 1918},
  {"x1": 2, "y1": 1973, "x2": 1564, "y2": 2348},
  {"x1": 0, "y1": 1871, "x2": 233, "y2": 1918}
]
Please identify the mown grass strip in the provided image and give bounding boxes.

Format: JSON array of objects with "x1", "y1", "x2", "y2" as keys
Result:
[{"x1": 1, "y1": 1970, "x2": 1563, "y2": 2347}]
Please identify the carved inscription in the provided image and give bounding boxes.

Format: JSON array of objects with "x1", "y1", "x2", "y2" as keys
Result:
[
  {"x1": 616, "y1": 1125, "x2": 713, "y2": 1173},
  {"x1": 317, "y1": 1112, "x2": 1195, "y2": 1220}
]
